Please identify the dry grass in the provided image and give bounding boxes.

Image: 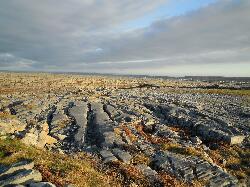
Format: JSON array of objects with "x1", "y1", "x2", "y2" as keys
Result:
[
  {"x1": 23, "y1": 103, "x2": 35, "y2": 110},
  {"x1": 164, "y1": 88, "x2": 250, "y2": 97},
  {"x1": 0, "y1": 138, "x2": 119, "y2": 187},
  {"x1": 107, "y1": 161, "x2": 150, "y2": 186},
  {"x1": 162, "y1": 142, "x2": 181, "y2": 151},
  {"x1": 194, "y1": 89, "x2": 250, "y2": 97},
  {"x1": 158, "y1": 172, "x2": 187, "y2": 187},
  {"x1": 208, "y1": 144, "x2": 250, "y2": 179},
  {"x1": 158, "y1": 171, "x2": 208, "y2": 187},
  {"x1": 132, "y1": 153, "x2": 150, "y2": 165},
  {"x1": 134, "y1": 123, "x2": 169, "y2": 144},
  {"x1": 121, "y1": 125, "x2": 138, "y2": 143},
  {"x1": 114, "y1": 127, "x2": 122, "y2": 137},
  {"x1": 161, "y1": 143, "x2": 210, "y2": 162},
  {"x1": 0, "y1": 111, "x2": 16, "y2": 120}
]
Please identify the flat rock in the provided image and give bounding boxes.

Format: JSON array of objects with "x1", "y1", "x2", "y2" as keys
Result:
[
  {"x1": 0, "y1": 169, "x2": 42, "y2": 186},
  {"x1": 190, "y1": 136, "x2": 202, "y2": 145},
  {"x1": 69, "y1": 103, "x2": 88, "y2": 145},
  {"x1": 0, "y1": 119, "x2": 26, "y2": 136},
  {"x1": 90, "y1": 102, "x2": 117, "y2": 148},
  {"x1": 224, "y1": 135, "x2": 245, "y2": 145},
  {"x1": 135, "y1": 164, "x2": 157, "y2": 180},
  {"x1": 29, "y1": 182, "x2": 56, "y2": 187},
  {"x1": 112, "y1": 148, "x2": 132, "y2": 163},
  {"x1": 0, "y1": 160, "x2": 34, "y2": 177},
  {"x1": 100, "y1": 150, "x2": 118, "y2": 163},
  {"x1": 153, "y1": 151, "x2": 238, "y2": 185}
]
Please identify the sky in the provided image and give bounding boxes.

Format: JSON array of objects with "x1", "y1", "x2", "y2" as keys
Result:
[{"x1": 0, "y1": 0, "x2": 249, "y2": 76}]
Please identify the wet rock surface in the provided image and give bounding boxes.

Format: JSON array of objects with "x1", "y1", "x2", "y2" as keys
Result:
[{"x1": 0, "y1": 73, "x2": 249, "y2": 186}]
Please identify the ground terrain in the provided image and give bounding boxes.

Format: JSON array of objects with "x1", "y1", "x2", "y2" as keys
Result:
[{"x1": 0, "y1": 72, "x2": 249, "y2": 187}]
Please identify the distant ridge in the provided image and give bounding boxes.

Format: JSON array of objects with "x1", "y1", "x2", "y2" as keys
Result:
[
  {"x1": 184, "y1": 76, "x2": 250, "y2": 82},
  {"x1": 0, "y1": 70, "x2": 249, "y2": 82}
]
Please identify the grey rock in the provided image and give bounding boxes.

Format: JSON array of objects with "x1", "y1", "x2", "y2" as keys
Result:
[
  {"x1": 224, "y1": 135, "x2": 245, "y2": 145},
  {"x1": 89, "y1": 102, "x2": 117, "y2": 148},
  {"x1": 145, "y1": 101, "x2": 247, "y2": 145},
  {"x1": 51, "y1": 112, "x2": 68, "y2": 128},
  {"x1": 104, "y1": 104, "x2": 119, "y2": 120},
  {"x1": 0, "y1": 169, "x2": 42, "y2": 186},
  {"x1": 64, "y1": 185, "x2": 75, "y2": 187},
  {"x1": 100, "y1": 150, "x2": 118, "y2": 163},
  {"x1": 135, "y1": 164, "x2": 157, "y2": 182},
  {"x1": 153, "y1": 151, "x2": 238, "y2": 185},
  {"x1": 190, "y1": 136, "x2": 202, "y2": 145},
  {"x1": 0, "y1": 160, "x2": 34, "y2": 177},
  {"x1": 137, "y1": 143, "x2": 155, "y2": 156},
  {"x1": 102, "y1": 131, "x2": 116, "y2": 148},
  {"x1": 68, "y1": 103, "x2": 88, "y2": 145},
  {"x1": 112, "y1": 148, "x2": 132, "y2": 164},
  {"x1": 29, "y1": 182, "x2": 56, "y2": 187},
  {"x1": 156, "y1": 125, "x2": 179, "y2": 139}
]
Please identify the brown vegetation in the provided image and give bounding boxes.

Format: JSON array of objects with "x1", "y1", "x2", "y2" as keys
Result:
[
  {"x1": 208, "y1": 144, "x2": 250, "y2": 179},
  {"x1": 0, "y1": 138, "x2": 119, "y2": 187}
]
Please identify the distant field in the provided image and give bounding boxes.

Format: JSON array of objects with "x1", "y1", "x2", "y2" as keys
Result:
[{"x1": 175, "y1": 88, "x2": 250, "y2": 97}]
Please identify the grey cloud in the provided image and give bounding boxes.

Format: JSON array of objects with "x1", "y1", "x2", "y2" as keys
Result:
[
  {"x1": 0, "y1": 0, "x2": 165, "y2": 65},
  {"x1": 0, "y1": 0, "x2": 249, "y2": 75},
  {"x1": 88, "y1": 0, "x2": 250, "y2": 63},
  {"x1": 0, "y1": 53, "x2": 36, "y2": 70}
]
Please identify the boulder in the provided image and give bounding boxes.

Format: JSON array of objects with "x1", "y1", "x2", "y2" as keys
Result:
[{"x1": 90, "y1": 102, "x2": 117, "y2": 148}]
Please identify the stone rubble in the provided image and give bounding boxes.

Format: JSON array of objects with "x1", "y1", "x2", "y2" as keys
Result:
[{"x1": 0, "y1": 73, "x2": 249, "y2": 186}]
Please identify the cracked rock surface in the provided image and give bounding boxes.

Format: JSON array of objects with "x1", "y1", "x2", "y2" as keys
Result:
[
  {"x1": 0, "y1": 73, "x2": 249, "y2": 186},
  {"x1": 0, "y1": 160, "x2": 55, "y2": 186}
]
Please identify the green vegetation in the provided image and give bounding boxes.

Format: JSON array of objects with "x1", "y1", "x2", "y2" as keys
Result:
[
  {"x1": 0, "y1": 138, "x2": 118, "y2": 187},
  {"x1": 0, "y1": 150, "x2": 5, "y2": 158}
]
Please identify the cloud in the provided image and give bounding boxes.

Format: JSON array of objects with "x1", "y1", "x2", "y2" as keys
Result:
[
  {"x1": 87, "y1": 0, "x2": 250, "y2": 62},
  {"x1": 0, "y1": 0, "x2": 249, "y2": 75},
  {"x1": 0, "y1": 1, "x2": 165, "y2": 65},
  {"x1": 0, "y1": 53, "x2": 36, "y2": 70}
]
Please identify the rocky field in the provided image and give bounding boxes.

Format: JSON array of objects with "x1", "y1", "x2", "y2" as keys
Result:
[{"x1": 0, "y1": 72, "x2": 249, "y2": 187}]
